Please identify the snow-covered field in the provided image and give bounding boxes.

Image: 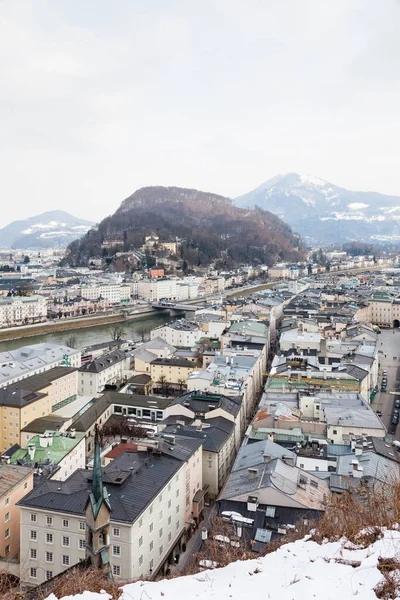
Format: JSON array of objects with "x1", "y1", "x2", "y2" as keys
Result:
[{"x1": 45, "y1": 528, "x2": 400, "y2": 600}]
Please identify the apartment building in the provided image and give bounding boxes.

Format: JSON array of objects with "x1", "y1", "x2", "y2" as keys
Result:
[
  {"x1": 0, "y1": 296, "x2": 47, "y2": 328},
  {"x1": 0, "y1": 367, "x2": 78, "y2": 454},
  {"x1": 150, "y1": 357, "x2": 195, "y2": 385},
  {"x1": 137, "y1": 279, "x2": 177, "y2": 302},
  {"x1": 78, "y1": 284, "x2": 131, "y2": 303},
  {"x1": 0, "y1": 464, "x2": 33, "y2": 561},
  {"x1": 78, "y1": 350, "x2": 131, "y2": 396},
  {"x1": 10, "y1": 430, "x2": 86, "y2": 481},
  {"x1": 0, "y1": 343, "x2": 81, "y2": 389},
  {"x1": 151, "y1": 320, "x2": 202, "y2": 348},
  {"x1": 18, "y1": 437, "x2": 203, "y2": 587}
]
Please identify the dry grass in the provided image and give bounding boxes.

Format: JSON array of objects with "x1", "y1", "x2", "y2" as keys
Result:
[{"x1": 34, "y1": 567, "x2": 121, "y2": 600}]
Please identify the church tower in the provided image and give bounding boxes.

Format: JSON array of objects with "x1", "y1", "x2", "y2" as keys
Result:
[{"x1": 85, "y1": 427, "x2": 111, "y2": 571}]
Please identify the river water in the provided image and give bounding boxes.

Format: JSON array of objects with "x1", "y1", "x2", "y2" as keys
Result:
[{"x1": 0, "y1": 313, "x2": 172, "y2": 353}]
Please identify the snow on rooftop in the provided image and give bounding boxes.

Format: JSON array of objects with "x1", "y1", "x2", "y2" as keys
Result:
[{"x1": 44, "y1": 528, "x2": 400, "y2": 600}]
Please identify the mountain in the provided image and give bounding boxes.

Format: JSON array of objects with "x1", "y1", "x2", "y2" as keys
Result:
[
  {"x1": 63, "y1": 186, "x2": 303, "y2": 267},
  {"x1": 0, "y1": 210, "x2": 95, "y2": 249},
  {"x1": 235, "y1": 173, "x2": 400, "y2": 244}
]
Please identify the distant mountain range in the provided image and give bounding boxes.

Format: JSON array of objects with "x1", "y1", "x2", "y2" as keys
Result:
[
  {"x1": 0, "y1": 210, "x2": 95, "y2": 249},
  {"x1": 63, "y1": 186, "x2": 303, "y2": 267},
  {"x1": 235, "y1": 173, "x2": 400, "y2": 244}
]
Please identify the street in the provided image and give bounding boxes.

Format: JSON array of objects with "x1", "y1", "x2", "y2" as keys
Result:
[{"x1": 371, "y1": 328, "x2": 400, "y2": 440}]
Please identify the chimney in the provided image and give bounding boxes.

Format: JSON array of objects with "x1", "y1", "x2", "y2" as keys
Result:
[
  {"x1": 263, "y1": 453, "x2": 272, "y2": 463},
  {"x1": 70, "y1": 429, "x2": 76, "y2": 438},
  {"x1": 28, "y1": 444, "x2": 35, "y2": 461},
  {"x1": 352, "y1": 460, "x2": 363, "y2": 479},
  {"x1": 355, "y1": 445, "x2": 363, "y2": 457},
  {"x1": 247, "y1": 468, "x2": 258, "y2": 479},
  {"x1": 306, "y1": 367, "x2": 312, "y2": 379}
]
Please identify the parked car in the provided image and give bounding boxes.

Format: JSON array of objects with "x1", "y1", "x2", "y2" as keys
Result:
[
  {"x1": 383, "y1": 370, "x2": 387, "y2": 376},
  {"x1": 395, "y1": 399, "x2": 400, "y2": 409},
  {"x1": 392, "y1": 413, "x2": 399, "y2": 425}
]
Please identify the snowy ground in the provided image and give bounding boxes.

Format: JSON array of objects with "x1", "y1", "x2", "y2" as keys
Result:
[{"x1": 46, "y1": 528, "x2": 400, "y2": 600}]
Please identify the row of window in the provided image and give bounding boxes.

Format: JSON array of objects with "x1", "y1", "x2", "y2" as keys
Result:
[
  {"x1": 30, "y1": 545, "x2": 84, "y2": 562},
  {"x1": 29, "y1": 531, "x2": 86, "y2": 546},
  {"x1": 30, "y1": 514, "x2": 86, "y2": 529}
]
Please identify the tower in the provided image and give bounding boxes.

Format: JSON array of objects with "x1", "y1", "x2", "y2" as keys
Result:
[{"x1": 85, "y1": 427, "x2": 111, "y2": 571}]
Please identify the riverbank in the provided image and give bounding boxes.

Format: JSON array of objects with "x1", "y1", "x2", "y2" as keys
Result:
[{"x1": 0, "y1": 308, "x2": 159, "y2": 342}]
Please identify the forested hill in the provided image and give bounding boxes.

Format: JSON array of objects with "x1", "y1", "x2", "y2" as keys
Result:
[{"x1": 63, "y1": 186, "x2": 304, "y2": 267}]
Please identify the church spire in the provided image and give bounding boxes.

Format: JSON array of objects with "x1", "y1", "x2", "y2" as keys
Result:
[{"x1": 92, "y1": 425, "x2": 103, "y2": 504}]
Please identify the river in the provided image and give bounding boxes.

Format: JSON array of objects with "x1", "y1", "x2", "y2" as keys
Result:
[{"x1": 0, "y1": 313, "x2": 172, "y2": 352}]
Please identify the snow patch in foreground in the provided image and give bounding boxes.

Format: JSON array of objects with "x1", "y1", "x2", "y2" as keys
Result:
[{"x1": 45, "y1": 528, "x2": 400, "y2": 600}]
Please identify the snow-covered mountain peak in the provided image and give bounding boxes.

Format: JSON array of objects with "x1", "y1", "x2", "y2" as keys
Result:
[{"x1": 235, "y1": 173, "x2": 400, "y2": 243}]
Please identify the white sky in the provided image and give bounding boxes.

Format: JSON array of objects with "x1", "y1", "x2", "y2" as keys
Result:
[{"x1": 1, "y1": 0, "x2": 400, "y2": 226}]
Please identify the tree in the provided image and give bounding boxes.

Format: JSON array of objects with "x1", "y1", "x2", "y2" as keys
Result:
[
  {"x1": 307, "y1": 264, "x2": 312, "y2": 276},
  {"x1": 64, "y1": 335, "x2": 78, "y2": 348},
  {"x1": 109, "y1": 325, "x2": 124, "y2": 341},
  {"x1": 137, "y1": 325, "x2": 150, "y2": 342},
  {"x1": 23, "y1": 255, "x2": 30, "y2": 264},
  {"x1": 157, "y1": 375, "x2": 172, "y2": 397},
  {"x1": 177, "y1": 378, "x2": 186, "y2": 393}
]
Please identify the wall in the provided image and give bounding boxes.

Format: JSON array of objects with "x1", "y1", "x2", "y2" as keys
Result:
[{"x1": 0, "y1": 470, "x2": 33, "y2": 559}]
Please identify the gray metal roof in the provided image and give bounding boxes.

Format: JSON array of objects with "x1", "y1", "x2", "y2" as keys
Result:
[
  {"x1": 336, "y1": 451, "x2": 400, "y2": 484},
  {"x1": 17, "y1": 440, "x2": 200, "y2": 522},
  {"x1": 231, "y1": 440, "x2": 296, "y2": 472}
]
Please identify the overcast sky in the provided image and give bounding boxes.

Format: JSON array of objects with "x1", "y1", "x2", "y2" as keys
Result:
[{"x1": 1, "y1": 0, "x2": 399, "y2": 227}]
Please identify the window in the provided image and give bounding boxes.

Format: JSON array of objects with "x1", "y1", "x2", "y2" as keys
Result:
[
  {"x1": 46, "y1": 552, "x2": 53, "y2": 563},
  {"x1": 30, "y1": 530, "x2": 37, "y2": 540},
  {"x1": 79, "y1": 539, "x2": 85, "y2": 549},
  {"x1": 46, "y1": 571, "x2": 53, "y2": 581},
  {"x1": 112, "y1": 565, "x2": 121, "y2": 576},
  {"x1": 5, "y1": 497, "x2": 9, "y2": 506},
  {"x1": 113, "y1": 527, "x2": 120, "y2": 537},
  {"x1": 176, "y1": 505, "x2": 179, "y2": 513},
  {"x1": 62, "y1": 519, "x2": 69, "y2": 528},
  {"x1": 30, "y1": 513, "x2": 37, "y2": 522},
  {"x1": 332, "y1": 429, "x2": 337, "y2": 435},
  {"x1": 30, "y1": 568, "x2": 37, "y2": 579},
  {"x1": 150, "y1": 558, "x2": 154, "y2": 571},
  {"x1": 149, "y1": 522, "x2": 153, "y2": 533},
  {"x1": 168, "y1": 516, "x2": 171, "y2": 526},
  {"x1": 139, "y1": 536, "x2": 143, "y2": 547},
  {"x1": 112, "y1": 545, "x2": 121, "y2": 557},
  {"x1": 24, "y1": 482, "x2": 28, "y2": 489},
  {"x1": 149, "y1": 505, "x2": 153, "y2": 515},
  {"x1": 46, "y1": 516, "x2": 53, "y2": 526},
  {"x1": 30, "y1": 548, "x2": 37, "y2": 560},
  {"x1": 5, "y1": 512, "x2": 10, "y2": 522},
  {"x1": 62, "y1": 555, "x2": 70, "y2": 566},
  {"x1": 168, "y1": 499, "x2": 171, "y2": 509},
  {"x1": 176, "y1": 521, "x2": 180, "y2": 530},
  {"x1": 168, "y1": 532, "x2": 172, "y2": 542},
  {"x1": 79, "y1": 521, "x2": 85, "y2": 530},
  {"x1": 139, "y1": 555, "x2": 143, "y2": 567},
  {"x1": 4, "y1": 545, "x2": 9, "y2": 556},
  {"x1": 150, "y1": 540, "x2": 154, "y2": 552},
  {"x1": 46, "y1": 533, "x2": 53, "y2": 544},
  {"x1": 159, "y1": 528, "x2": 163, "y2": 538},
  {"x1": 159, "y1": 511, "x2": 163, "y2": 520},
  {"x1": 5, "y1": 528, "x2": 10, "y2": 539},
  {"x1": 176, "y1": 490, "x2": 179, "y2": 498},
  {"x1": 159, "y1": 545, "x2": 163, "y2": 556},
  {"x1": 139, "y1": 517, "x2": 143, "y2": 527},
  {"x1": 62, "y1": 536, "x2": 70, "y2": 547},
  {"x1": 266, "y1": 506, "x2": 276, "y2": 518}
]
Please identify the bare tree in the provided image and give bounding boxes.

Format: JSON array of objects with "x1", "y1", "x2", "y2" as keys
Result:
[
  {"x1": 156, "y1": 375, "x2": 172, "y2": 397},
  {"x1": 177, "y1": 378, "x2": 187, "y2": 393},
  {"x1": 109, "y1": 325, "x2": 124, "y2": 341},
  {"x1": 64, "y1": 335, "x2": 78, "y2": 348},
  {"x1": 137, "y1": 325, "x2": 150, "y2": 342}
]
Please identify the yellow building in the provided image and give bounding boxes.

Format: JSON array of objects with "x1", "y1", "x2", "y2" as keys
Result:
[
  {"x1": 0, "y1": 464, "x2": 33, "y2": 560},
  {"x1": 0, "y1": 367, "x2": 78, "y2": 454},
  {"x1": 150, "y1": 357, "x2": 195, "y2": 385}
]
